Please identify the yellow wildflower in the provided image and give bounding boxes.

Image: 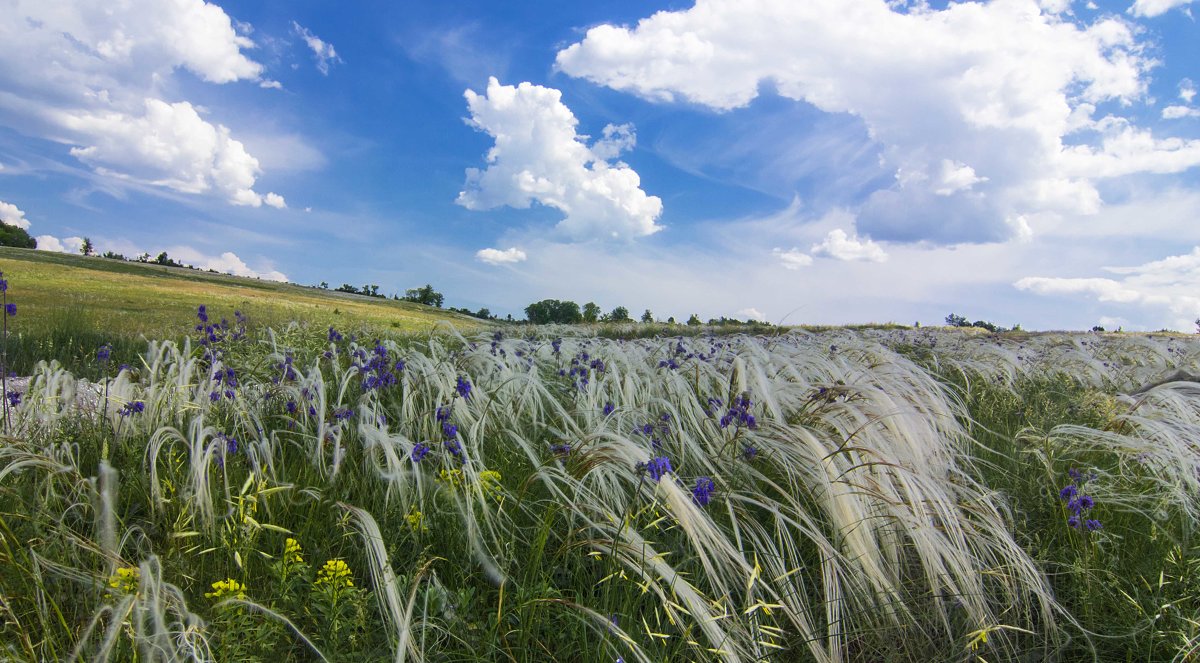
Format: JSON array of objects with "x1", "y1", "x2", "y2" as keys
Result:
[
  {"x1": 405, "y1": 507, "x2": 427, "y2": 533},
  {"x1": 315, "y1": 559, "x2": 354, "y2": 589},
  {"x1": 478, "y1": 469, "x2": 502, "y2": 498},
  {"x1": 284, "y1": 537, "x2": 304, "y2": 565},
  {"x1": 108, "y1": 566, "x2": 140, "y2": 594},
  {"x1": 437, "y1": 468, "x2": 463, "y2": 489},
  {"x1": 205, "y1": 578, "x2": 247, "y2": 600}
]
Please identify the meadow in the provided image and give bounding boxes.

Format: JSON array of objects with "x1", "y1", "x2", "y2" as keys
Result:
[{"x1": 1, "y1": 257, "x2": 1199, "y2": 662}]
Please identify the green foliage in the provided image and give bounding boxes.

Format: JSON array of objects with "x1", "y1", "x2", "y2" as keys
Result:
[
  {"x1": 0, "y1": 222, "x2": 36, "y2": 249},
  {"x1": 403, "y1": 284, "x2": 444, "y2": 308},
  {"x1": 607, "y1": 305, "x2": 630, "y2": 322},
  {"x1": 524, "y1": 298, "x2": 582, "y2": 324},
  {"x1": 581, "y1": 302, "x2": 601, "y2": 323},
  {"x1": 2, "y1": 315, "x2": 1200, "y2": 661}
]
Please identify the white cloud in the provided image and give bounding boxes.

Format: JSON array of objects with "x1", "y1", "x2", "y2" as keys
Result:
[
  {"x1": 292, "y1": 21, "x2": 342, "y2": 75},
  {"x1": 195, "y1": 250, "x2": 288, "y2": 282},
  {"x1": 264, "y1": 192, "x2": 287, "y2": 209},
  {"x1": 1015, "y1": 246, "x2": 1200, "y2": 329},
  {"x1": 556, "y1": 0, "x2": 1197, "y2": 244},
  {"x1": 773, "y1": 247, "x2": 814, "y2": 269},
  {"x1": 736, "y1": 307, "x2": 766, "y2": 321},
  {"x1": 811, "y1": 228, "x2": 888, "y2": 262},
  {"x1": 1181, "y1": 79, "x2": 1197, "y2": 103},
  {"x1": 35, "y1": 235, "x2": 85, "y2": 254},
  {"x1": 935, "y1": 159, "x2": 988, "y2": 196},
  {"x1": 63, "y1": 99, "x2": 284, "y2": 206},
  {"x1": 1129, "y1": 0, "x2": 1197, "y2": 17},
  {"x1": 457, "y1": 77, "x2": 663, "y2": 241},
  {"x1": 0, "y1": 0, "x2": 283, "y2": 207},
  {"x1": 475, "y1": 247, "x2": 528, "y2": 265},
  {"x1": 0, "y1": 201, "x2": 30, "y2": 230},
  {"x1": 1163, "y1": 105, "x2": 1200, "y2": 120}
]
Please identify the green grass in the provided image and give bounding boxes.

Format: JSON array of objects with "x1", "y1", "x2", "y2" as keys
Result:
[
  {"x1": 0, "y1": 246, "x2": 482, "y2": 338},
  {"x1": 1, "y1": 273, "x2": 1199, "y2": 661}
]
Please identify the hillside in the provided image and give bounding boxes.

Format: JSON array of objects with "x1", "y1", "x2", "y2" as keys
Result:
[{"x1": 0, "y1": 247, "x2": 483, "y2": 338}]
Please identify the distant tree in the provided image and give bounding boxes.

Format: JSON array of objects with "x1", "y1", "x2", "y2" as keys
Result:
[
  {"x1": 0, "y1": 223, "x2": 36, "y2": 249},
  {"x1": 101, "y1": 251, "x2": 126, "y2": 260},
  {"x1": 80, "y1": 237, "x2": 95, "y2": 256},
  {"x1": 667, "y1": 316, "x2": 676, "y2": 325},
  {"x1": 582, "y1": 302, "x2": 601, "y2": 323},
  {"x1": 945, "y1": 313, "x2": 969, "y2": 327},
  {"x1": 1195, "y1": 318, "x2": 1199, "y2": 334},
  {"x1": 319, "y1": 281, "x2": 329, "y2": 289},
  {"x1": 336, "y1": 283, "x2": 360, "y2": 294},
  {"x1": 641, "y1": 309, "x2": 654, "y2": 323},
  {"x1": 525, "y1": 299, "x2": 582, "y2": 325},
  {"x1": 476, "y1": 308, "x2": 492, "y2": 320},
  {"x1": 404, "y1": 284, "x2": 444, "y2": 308},
  {"x1": 1092, "y1": 325, "x2": 1106, "y2": 333},
  {"x1": 686, "y1": 314, "x2": 702, "y2": 326},
  {"x1": 609, "y1": 306, "x2": 631, "y2": 323}
]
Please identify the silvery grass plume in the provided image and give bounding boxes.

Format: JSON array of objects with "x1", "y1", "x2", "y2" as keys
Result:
[{"x1": 7, "y1": 322, "x2": 1199, "y2": 660}]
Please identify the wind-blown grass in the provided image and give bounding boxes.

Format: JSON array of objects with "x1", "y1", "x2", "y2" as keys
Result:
[{"x1": 1, "y1": 319, "x2": 1198, "y2": 661}]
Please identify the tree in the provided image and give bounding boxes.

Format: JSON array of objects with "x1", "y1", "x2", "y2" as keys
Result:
[
  {"x1": 0, "y1": 223, "x2": 36, "y2": 249},
  {"x1": 404, "y1": 284, "x2": 444, "y2": 308},
  {"x1": 319, "y1": 281, "x2": 329, "y2": 289},
  {"x1": 524, "y1": 299, "x2": 582, "y2": 325},
  {"x1": 80, "y1": 237, "x2": 95, "y2": 256},
  {"x1": 609, "y1": 306, "x2": 631, "y2": 323},
  {"x1": 641, "y1": 309, "x2": 654, "y2": 323},
  {"x1": 336, "y1": 284, "x2": 360, "y2": 294},
  {"x1": 945, "y1": 313, "x2": 969, "y2": 327},
  {"x1": 476, "y1": 308, "x2": 492, "y2": 320},
  {"x1": 582, "y1": 302, "x2": 601, "y2": 323},
  {"x1": 686, "y1": 314, "x2": 702, "y2": 326},
  {"x1": 667, "y1": 316, "x2": 676, "y2": 325}
]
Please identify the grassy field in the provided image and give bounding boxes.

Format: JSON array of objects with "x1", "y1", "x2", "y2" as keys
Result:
[
  {"x1": 0, "y1": 247, "x2": 480, "y2": 336},
  {"x1": 0, "y1": 247, "x2": 480, "y2": 377},
  {"x1": 1, "y1": 259, "x2": 1199, "y2": 662}
]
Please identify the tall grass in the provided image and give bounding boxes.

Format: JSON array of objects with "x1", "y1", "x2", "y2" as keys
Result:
[{"x1": 0, "y1": 320, "x2": 1198, "y2": 661}]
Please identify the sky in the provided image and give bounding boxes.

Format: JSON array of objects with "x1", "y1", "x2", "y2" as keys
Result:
[{"x1": 1, "y1": 0, "x2": 1199, "y2": 330}]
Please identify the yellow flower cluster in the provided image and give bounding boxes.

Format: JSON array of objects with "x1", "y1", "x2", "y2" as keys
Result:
[
  {"x1": 405, "y1": 506, "x2": 427, "y2": 533},
  {"x1": 315, "y1": 559, "x2": 354, "y2": 589},
  {"x1": 437, "y1": 468, "x2": 463, "y2": 488},
  {"x1": 205, "y1": 578, "x2": 247, "y2": 600},
  {"x1": 478, "y1": 470, "x2": 503, "y2": 498},
  {"x1": 108, "y1": 566, "x2": 140, "y2": 594},
  {"x1": 284, "y1": 537, "x2": 304, "y2": 565}
]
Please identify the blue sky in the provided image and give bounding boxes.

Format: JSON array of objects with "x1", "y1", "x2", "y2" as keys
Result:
[{"x1": 2, "y1": 0, "x2": 1200, "y2": 329}]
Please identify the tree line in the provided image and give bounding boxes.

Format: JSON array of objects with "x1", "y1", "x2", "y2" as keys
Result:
[{"x1": 524, "y1": 298, "x2": 768, "y2": 327}]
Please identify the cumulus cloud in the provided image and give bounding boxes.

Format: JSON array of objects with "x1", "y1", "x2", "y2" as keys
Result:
[
  {"x1": 1129, "y1": 0, "x2": 1196, "y2": 17},
  {"x1": 1181, "y1": 79, "x2": 1197, "y2": 103},
  {"x1": 264, "y1": 192, "x2": 287, "y2": 209},
  {"x1": 475, "y1": 247, "x2": 528, "y2": 265},
  {"x1": 1015, "y1": 246, "x2": 1200, "y2": 329},
  {"x1": 63, "y1": 99, "x2": 284, "y2": 206},
  {"x1": 557, "y1": 0, "x2": 1199, "y2": 244},
  {"x1": 773, "y1": 247, "x2": 814, "y2": 269},
  {"x1": 179, "y1": 249, "x2": 289, "y2": 282},
  {"x1": 0, "y1": 0, "x2": 283, "y2": 207},
  {"x1": 736, "y1": 307, "x2": 766, "y2": 321},
  {"x1": 36, "y1": 235, "x2": 85, "y2": 254},
  {"x1": 1163, "y1": 105, "x2": 1200, "y2": 120},
  {"x1": 0, "y1": 201, "x2": 30, "y2": 230},
  {"x1": 292, "y1": 21, "x2": 342, "y2": 75},
  {"x1": 811, "y1": 228, "x2": 888, "y2": 262},
  {"x1": 457, "y1": 77, "x2": 663, "y2": 241}
]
